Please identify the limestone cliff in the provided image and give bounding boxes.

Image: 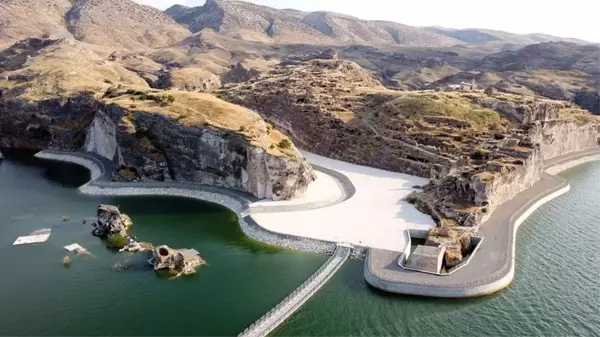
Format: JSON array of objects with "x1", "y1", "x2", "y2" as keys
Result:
[
  {"x1": 410, "y1": 103, "x2": 600, "y2": 232},
  {"x1": 531, "y1": 120, "x2": 600, "y2": 160},
  {"x1": 0, "y1": 91, "x2": 315, "y2": 200}
]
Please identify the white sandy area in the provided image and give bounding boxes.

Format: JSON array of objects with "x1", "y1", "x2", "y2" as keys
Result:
[
  {"x1": 251, "y1": 171, "x2": 342, "y2": 207},
  {"x1": 250, "y1": 151, "x2": 436, "y2": 251}
]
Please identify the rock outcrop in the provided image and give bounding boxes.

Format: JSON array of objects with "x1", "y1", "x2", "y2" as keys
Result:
[
  {"x1": 0, "y1": 38, "x2": 315, "y2": 201},
  {"x1": 219, "y1": 59, "x2": 457, "y2": 179},
  {"x1": 92, "y1": 204, "x2": 133, "y2": 237},
  {"x1": 156, "y1": 68, "x2": 221, "y2": 92},
  {"x1": 0, "y1": 91, "x2": 315, "y2": 200},
  {"x1": 120, "y1": 240, "x2": 153, "y2": 253},
  {"x1": 151, "y1": 245, "x2": 206, "y2": 275},
  {"x1": 407, "y1": 106, "x2": 600, "y2": 265}
]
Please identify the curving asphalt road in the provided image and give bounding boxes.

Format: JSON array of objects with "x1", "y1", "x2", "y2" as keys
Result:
[{"x1": 365, "y1": 148, "x2": 600, "y2": 297}]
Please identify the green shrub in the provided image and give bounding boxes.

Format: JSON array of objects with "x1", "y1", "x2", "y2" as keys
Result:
[
  {"x1": 278, "y1": 139, "x2": 292, "y2": 149},
  {"x1": 106, "y1": 234, "x2": 128, "y2": 250},
  {"x1": 239, "y1": 125, "x2": 246, "y2": 132},
  {"x1": 135, "y1": 127, "x2": 149, "y2": 137},
  {"x1": 471, "y1": 146, "x2": 489, "y2": 159}
]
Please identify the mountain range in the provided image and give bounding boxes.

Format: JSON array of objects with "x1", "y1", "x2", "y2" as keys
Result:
[
  {"x1": 0, "y1": 0, "x2": 598, "y2": 113},
  {"x1": 0, "y1": 0, "x2": 592, "y2": 50}
]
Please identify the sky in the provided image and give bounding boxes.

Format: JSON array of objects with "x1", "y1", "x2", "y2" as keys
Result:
[{"x1": 135, "y1": 0, "x2": 599, "y2": 42}]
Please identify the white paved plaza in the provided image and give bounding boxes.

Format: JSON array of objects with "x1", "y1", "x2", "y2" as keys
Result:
[{"x1": 249, "y1": 151, "x2": 436, "y2": 251}]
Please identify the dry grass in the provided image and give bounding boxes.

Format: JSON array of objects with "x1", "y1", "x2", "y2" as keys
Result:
[
  {"x1": 107, "y1": 88, "x2": 299, "y2": 159},
  {"x1": 1, "y1": 40, "x2": 149, "y2": 101},
  {"x1": 379, "y1": 92, "x2": 503, "y2": 129},
  {"x1": 558, "y1": 108, "x2": 600, "y2": 123}
]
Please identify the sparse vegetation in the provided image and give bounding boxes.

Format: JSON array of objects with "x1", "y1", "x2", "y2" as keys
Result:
[
  {"x1": 472, "y1": 146, "x2": 490, "y2": 159},
  {"x1": 386, "y1": 94, "x2": 502, "y2": 129},
  {"x1": 106, "y1": 234, "x2": 128, "y2": 250},
  {"x1": 117, "y1": 168, "x2": 138, "y2": 180},
  {"x1": 278, "y1": 139, "x2": 292, "y2": 149}
]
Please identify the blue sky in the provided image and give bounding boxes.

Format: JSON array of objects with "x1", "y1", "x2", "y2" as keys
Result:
[{"x1": 135, "y1": 0, "x2": 599, "y2": 42}]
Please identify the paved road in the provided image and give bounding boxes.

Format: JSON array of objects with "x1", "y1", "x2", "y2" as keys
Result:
[{"x1": 366, "y1": 148, "x2": 600, "y2": 296}]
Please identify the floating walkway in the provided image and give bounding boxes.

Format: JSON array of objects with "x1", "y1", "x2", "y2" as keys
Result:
[{"x1": 239, "y1": 243, "x2": 352, "y2": 337}]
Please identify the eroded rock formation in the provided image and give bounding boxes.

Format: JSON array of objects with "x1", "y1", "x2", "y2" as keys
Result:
[
  {"x1": 151, "y1": 245, "x2": 206, "y2": 275},
  {"x1": 92, "y1": 204, "x2": 133, "y2": 237},
  {"x1": 0, "y1": 38, "x2": 315, "y2": 201}
]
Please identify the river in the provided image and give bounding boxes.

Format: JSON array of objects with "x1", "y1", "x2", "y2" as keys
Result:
[{"x1": 0, "y1": 151, "x2": 598, "y2": 336}]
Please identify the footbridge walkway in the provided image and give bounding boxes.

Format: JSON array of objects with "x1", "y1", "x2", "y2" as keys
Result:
[{"x1": 238, "y1": 243, "x2": 352, "y2": 337}]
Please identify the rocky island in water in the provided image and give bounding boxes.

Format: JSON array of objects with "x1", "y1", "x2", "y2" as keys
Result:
[{"x1": 87, "y1": 204, "x2": 205, "y2": 277}]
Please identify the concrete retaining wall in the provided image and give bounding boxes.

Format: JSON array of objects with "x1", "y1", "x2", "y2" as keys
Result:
[
  {"x1": 364, "y1": 175, "x2": 570, "y2": 298},
  {"x1": 545, "y1": 153, "x2": 600, "y2": 175},
  {"x1": 34, "y1": 150, "x2": 338, "y2": 254}
]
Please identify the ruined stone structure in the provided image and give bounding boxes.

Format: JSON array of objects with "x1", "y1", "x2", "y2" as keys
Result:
[
  {"x1": 151, "y1": 245, "x2": 206, "y2": 275},
  {"x1": 407, "y1": 245, "x2": 446, "y2": 273}
]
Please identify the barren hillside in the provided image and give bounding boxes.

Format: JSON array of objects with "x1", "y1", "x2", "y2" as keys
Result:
[
  {"x1": 165, "y1": 0, "x2": 461, "y2": 47},
  {"x1": 0, "y1": 0, "x2": 191, "y2": 51}
]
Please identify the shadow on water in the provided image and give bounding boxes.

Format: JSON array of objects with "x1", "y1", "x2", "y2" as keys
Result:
[
  {"x1": 1, "y1": 149, "x2": 286, "y2": 255},
  {"x1": 1, "y1": 148, "x2": 90, "y2": 187},
  {"x1": 112, "y1": 195, "x2": 287, "y2": 254}
]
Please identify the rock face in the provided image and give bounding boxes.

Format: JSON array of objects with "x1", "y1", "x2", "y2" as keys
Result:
[
  {"x1": 221, "y1": 62, "x2": 261, "y2": 84},
  {"x1": 92, "y1": 204, "x2": 132, "y2": 237},
  {"x1": 157, "y1": 68, "x2": 221, "y2": 92},
  {"x1": 0, "y1": 91, "x2": 315, "y2": 200},
  {"x1": 531, "y1": 120, "x2": 600, "y2": 160},
  {"x1": 151, "y1": 245, "x2": 206, "y2": 275},
  {"x1": 120, "y1": 240, "x2": 153, "y2": 253},
  {"x1": 411, "y1": 115, "x2": 600, "y2": 232},
  {"x1": 219, "y1": 59, "x2": 456, "y2": 179},
  {"x1": 101, "y1": 101, "x2": 315, "y2": 200}
]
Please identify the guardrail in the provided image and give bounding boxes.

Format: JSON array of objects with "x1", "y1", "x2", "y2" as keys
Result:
[{"x1": 239, "y1": 244, "x2": 351, "y2": 337}]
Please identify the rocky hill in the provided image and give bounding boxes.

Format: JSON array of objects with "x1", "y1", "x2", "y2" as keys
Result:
[
  {"x1": 0, "y1": 37, "x2": 314, "y2": 199},
  {"x1": 165, "y1": 0, "x2": 461, "y2": 47},
  {"x1": 424, "y1": 27, "x2": 590, "y2": 45},
  {"x1": 218, "y1": 53, "x2": 599, "y2": 178},
  {"x1": 218, "y1": 55, "x2": 600, "y2": 264},
  {"x1": 0, "y1": 0, "x2": 190, "y2": 51}
]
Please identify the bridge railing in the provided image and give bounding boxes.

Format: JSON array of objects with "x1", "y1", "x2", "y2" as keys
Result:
[{"x1": 239, "y1": 245, "x2": 351, "y2": 337}]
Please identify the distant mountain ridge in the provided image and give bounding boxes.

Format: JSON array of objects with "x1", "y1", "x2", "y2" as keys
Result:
[
  {"x1": 0, "y1": 0, "x2": 190, "y2": 51},
  {"x1": 164, "y1": 0, "x2": 462, "y2": 47},
  {"x1": 165, "y1": 0, "x2": 591, "y2": 47},
  {"x1": 424, "y1": 26, "x2": 590, "y2": 45}
]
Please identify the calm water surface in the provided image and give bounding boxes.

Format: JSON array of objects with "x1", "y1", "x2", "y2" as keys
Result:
[
  {"x1": 1, "y1": 152, "x2": 599, "y2": 336},
  {"x1": 0, "y1": 151, "x2": 326, "y2": 336}
]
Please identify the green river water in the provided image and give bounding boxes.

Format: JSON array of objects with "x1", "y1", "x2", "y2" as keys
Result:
[{"x1": 0, "y1": 151, "x2": 599, "y2": 336}]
